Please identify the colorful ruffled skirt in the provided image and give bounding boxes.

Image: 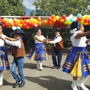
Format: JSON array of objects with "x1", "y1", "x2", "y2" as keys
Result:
[
  {"x1": 28, "y1": 43, "x2": 48, "y2": 61},
  {"x1": 62, "y1": 47, "x2": 90, "y2": 77},
  {"x1": 0, "y1": 47, "x2": 10, "y2": 71}
]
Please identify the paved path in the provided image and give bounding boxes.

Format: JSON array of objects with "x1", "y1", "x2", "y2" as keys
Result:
[{"x1": 1, "y1": 54, "x2": 90, "y2": 90}]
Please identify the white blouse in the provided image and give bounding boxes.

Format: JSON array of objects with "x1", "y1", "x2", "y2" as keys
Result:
[
  {"x1": 0, "y1": 34, "x2": 6, "y2": 46},
  {"x1": 70, "y1": 31, "x2": 87, "y2": 47},
  {"x1": 34, "y1": 35, "x2": 45, "y2": 43}
]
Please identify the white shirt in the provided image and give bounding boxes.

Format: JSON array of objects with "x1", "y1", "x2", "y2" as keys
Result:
[
  {"x1": 49, "y1": 35, "x2": 62, "y2": 44},
  {"x1": 5, "y1": 39, "x2": 21, "y2": 48},
  {"x1": 34, "y1": 35, "x2": 45, "y2": 43},
  {"x1": 70, "y1": 31, "x2": 87, "y2": 47},
  {"x1": 0, "y1": 34, "x2": 6, "y2": 46}
]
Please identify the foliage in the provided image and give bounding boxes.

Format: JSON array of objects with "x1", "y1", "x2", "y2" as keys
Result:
[
  {"x1": 0, "y1": 0, "x2": 25, "y2": 15},
  {"x1": 33, "y1": 0, "x2": 90, "y2": 16},
  {"x1": 30, "y1": 10, "x2": 35, "y2": 16},
  {"x1": 32, "y1": 0, "x2": 90, "y2": 48}
]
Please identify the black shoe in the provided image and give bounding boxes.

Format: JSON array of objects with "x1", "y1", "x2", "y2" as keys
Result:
[
  {"x1": 52, "y1": 66, "x2": 57, "y2": 69},
  {"x1": 57, "y1": 66, "x2": 61, "y2": 69},
  {"x1": 19, "y1": 82, "x2": 25, "y2": 88},
  {"x1": 13, "y1": 81, "x2": 20, "y2": 88}
]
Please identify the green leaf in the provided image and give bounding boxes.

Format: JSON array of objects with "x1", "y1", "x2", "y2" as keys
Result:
[{"x1": 0, "y1": 0, "x2": 26, "y2": 16}]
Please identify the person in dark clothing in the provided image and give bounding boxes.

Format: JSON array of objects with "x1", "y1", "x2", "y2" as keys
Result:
[{"x1": 47, "y1": 28, "x2": 64, "y2": 69}]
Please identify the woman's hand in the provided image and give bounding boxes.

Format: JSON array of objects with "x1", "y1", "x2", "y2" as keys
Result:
[
  {"x1": 43, "y1": 39, "x2": 47, "y2": 42},
  {"x1": 44, "y1": 39, "x2": 50, "y2": 44}
]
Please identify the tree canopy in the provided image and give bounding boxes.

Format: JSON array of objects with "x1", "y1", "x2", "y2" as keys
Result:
[
  {"x1": 33, "y1": 0, "x2": 90, "y2": 16},
  {"x1": 0, "y1": 0, "x2": 25, "y2": 16}
]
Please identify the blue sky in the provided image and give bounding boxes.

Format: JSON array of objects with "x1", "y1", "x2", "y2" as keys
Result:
[
  {"x1": 25, "y1": 8, "x2": 31, "y2": 16},
  {"x1": 23, "y1": 0, "x2": 35, "y2": 15}
]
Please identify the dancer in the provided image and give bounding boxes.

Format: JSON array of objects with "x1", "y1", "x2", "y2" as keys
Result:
[
  {"x1": 62, "y1": 21, "x2": 90, "y2": 90},
  {"x1": 0, "y1": 29, "x2": 26, "y2": 88},
  {"x1": 47, "y1": 28, "x2": 64, "y2": 69},
  {"x1": 0, "y1": 23, "x2": 11, "y2": 86},
  {"x1": 28, "y1": 28, "x2": 47, "y2": 71}
]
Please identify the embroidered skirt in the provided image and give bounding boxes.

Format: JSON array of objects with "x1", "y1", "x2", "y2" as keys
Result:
[
  {"x1": 62, "y1": 47, "x2": 90, "y2": 77},
  {"x1": 28, "y1": 43, "x2": 48, "y2": 61},
  {"x1": 0, "y1": 47, "x2": 10, "y2": 71}
]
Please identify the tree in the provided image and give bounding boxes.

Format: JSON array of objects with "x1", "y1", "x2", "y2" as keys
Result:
[
  {"x1": 30, "y1": 10, "x2": 35, "y2": 16},
  {"x1": 0, "y1": 0, "x2": 25, "y2": 16},
  {"x1": 33, "y1": 0, "x2": 90, "y2": 48},
  {"x1": 33, "y1": 0, "x2": 90, "y2": 16}
]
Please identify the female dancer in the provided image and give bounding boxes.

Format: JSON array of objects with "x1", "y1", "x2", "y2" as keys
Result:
[
  {"x1": 0, "y1": 23, "x2": 12, "y2": 86},
  {"x1": 28, "y1": 28, "x2": 47, "y2": 70},
  {"x1": 62, "y1": 21, "x2": 90, "y2": 90}
]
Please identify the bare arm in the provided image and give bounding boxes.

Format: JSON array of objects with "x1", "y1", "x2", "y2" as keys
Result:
[
  {"x1": 43, "y1": 38, "x2": 47, "y2": 42},
  {"x1": 75, "y1": 31, "x2": 90, "y2": 39},
  {"x1": 47, "y1": 39, "x2": 53, "y2": 41},
  {"x1": 0, "y1": 36, "x2": 15, "y2": 41},
  {"x1": 0, "y1": 36, "x2": 5, "y2": 41},
  {"x1": 5, "y1": 36, "x2": 16, "y2": 41}
]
